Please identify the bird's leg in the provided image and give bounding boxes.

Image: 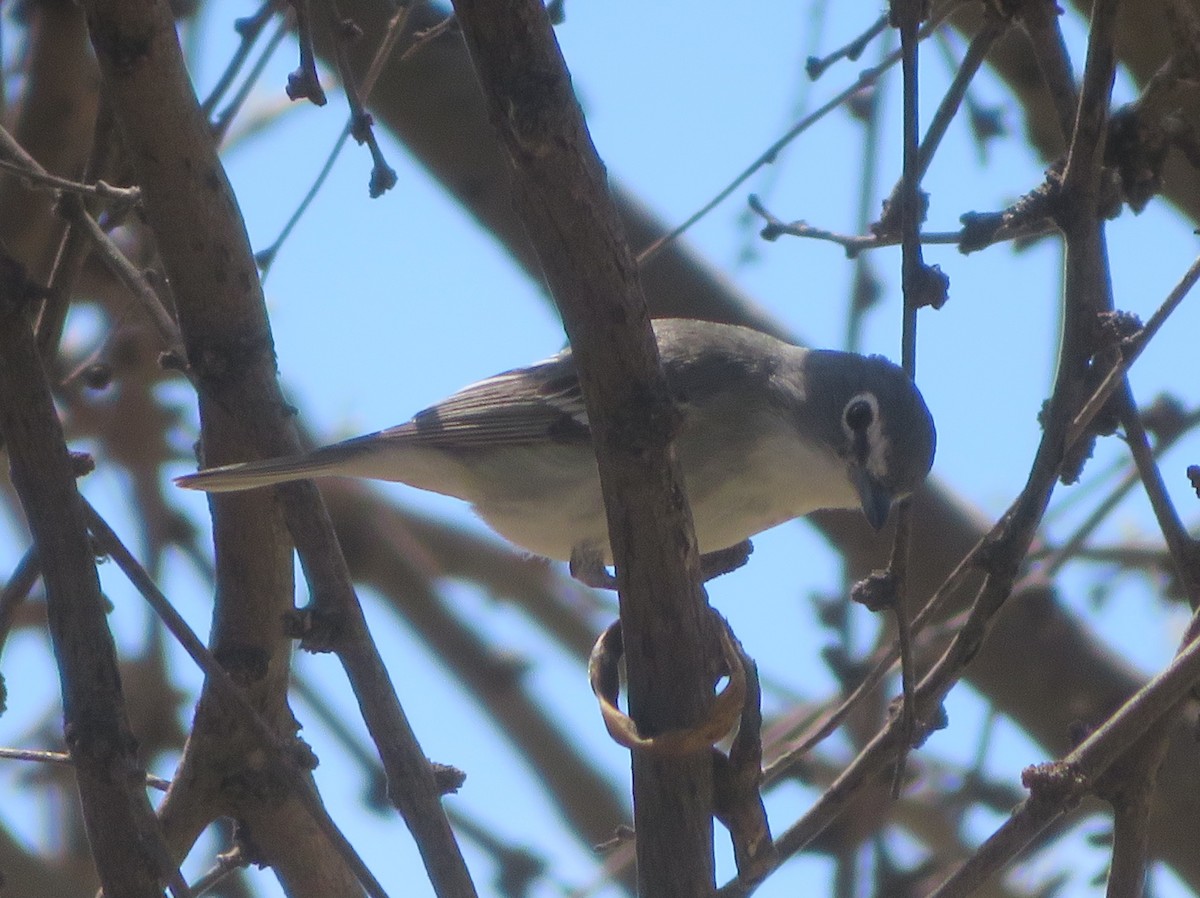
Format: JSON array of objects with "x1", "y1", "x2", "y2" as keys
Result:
[
  {"x1": 571, "y1": 540, "x2": 754, "y2": 589},
  {"x1": 699, "y1": 540, "x2": 753, "y2": 581},
  {"x1": 569, "y1": 545, "x2": 618, "y2": 590}
]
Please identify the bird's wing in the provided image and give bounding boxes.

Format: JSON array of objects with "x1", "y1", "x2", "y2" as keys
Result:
[
  {"x1": 372, "y1": 353, "x2": 592, "y2": 449},
  {"x1": 357, "y1": 318, "x2": 769, "y2": 454}
]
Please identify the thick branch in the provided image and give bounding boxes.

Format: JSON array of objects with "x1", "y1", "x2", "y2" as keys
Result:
[
  {"x1": 321, "y1": 482, "x2": 633, "y2": 863},
  {"x1": 0, "y1": 252, "x2": 169, "y2": 897},
  {"x1": 80, "y1": 2, "x2": 474, "y2": 896},
  {"x1": 319, "y1": 2, "x2": 1200, "y2": 889},
  {"x1": 0, "y1": 3, "x2": 98, "y2": 280},
  {"x1": 449, "y1": 2, "x2": 719, "y2": 895}
]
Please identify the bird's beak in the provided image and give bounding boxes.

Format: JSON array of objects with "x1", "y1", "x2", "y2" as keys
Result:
[{"x1": 851, "y1": 466, "x2": 893, "y2": 531}]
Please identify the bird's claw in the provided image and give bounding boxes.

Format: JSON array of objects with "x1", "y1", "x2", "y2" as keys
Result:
[{"x1": 569, "y1": 540, "x2": 754, "y2": 590}]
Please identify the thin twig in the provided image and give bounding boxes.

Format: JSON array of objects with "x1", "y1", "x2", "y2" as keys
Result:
[
  {"x1": 401, "y1": 15, "x2": 458, "y2": 63},
  {"x1": 743, "y1": 5, "x2": 1133, "y2": 880},
  {"x1": 189, "y1": 847, "x2": 249, "y2": 898},
  {"x1": 199, "y1": 1, "x2": 277, "y2": 116},
  {"x1": 844, "y1": 28, "x2": 892, "y2": 350},
  {"x1": 326, "y1": 4, "x2": 397, "y2": 197},
  {"x1": 750, "y1": 195, "x2": 968, "y2": 256},
  {"x1": 928, "y1": 610, "x2": 1200, "y2": 898},
  {"x1": 212, "y1": 16, "x2": 291, "y2": 143},
  {"x1": 82, "y1": 502, "x2": 394, "y2": 898},
  {"x1": 286, "y1": 0, "x2": 328, "y2": 106},
  {"x1": 35, "y1": 103, "x2": 122, "y2": 357},
  {"x1": 765, "y1": 386, "x2": 1193, "y2": 781},
  {"x1": 1066, "y1": 253, "x2": 1200, "y2": 448},
  {"x1": 886, "y1": 0, "x2": 931, "y2": 795},
  {"x1": 735, "y1": 1, "x2": 832, "y2": 267},
  {"x1": 876, "y1": 10, "x2": 1008, "y2": 234},
  {"x1": 887, "y1": 504, "x2": 917, "y2": 797},
  {"x1": 258, "y1": 125, "x2": 352, "y2": 275},
  {"x1": 0, "y1": 156, "x2": 140, "y2": 204},
  {"x1": 763, "y1": 557, "x2": 977, "y2": 783},
  {"x1": 918, "y1": 3, "x2": 1132, "y2": 894},
  {"x1": 1117, "y1": 388, "x2": 1200, "y2": 606},
  {"x1": 805, "y1": 13, "x2": 889, "y2": 80},
  {"x1": 62, "y1": 197, "x2": 184, "y2": 355},
  {"x1": 1100, "y1": 714, "x2": 1169, "y2": 898},
  {"x1": 636, "y1": 1, "x2": 955, "y2": 268},
  {"x1": 1041, "y1": 406, "x2": 1200, "y2": 577},
  {"x1": 361, "y1": 6, "x2": 414, "y2": 99},
  {"x1": 0, "y1": 747, "x2": 172, "y2": 791},
  {"x1": 0, "y1": 547, "x2": 40, "y2": 653},
  {"x1": 1019, "y1": 0, "x2": 1079, "y2": 145},
  {"x1": 260, "y1": 4, "x2": 411, "y2": 272},
  {"x1": 932, "y1": 29, "x2": 1005, "y2": 161},
  {"x1": 0, "y1": 124, "x2": 183, "y2": 355}
]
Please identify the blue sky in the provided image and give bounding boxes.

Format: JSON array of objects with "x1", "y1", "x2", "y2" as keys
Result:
[{"x1": 3, "y1": 3, "x2": 1199, "y2": 897}]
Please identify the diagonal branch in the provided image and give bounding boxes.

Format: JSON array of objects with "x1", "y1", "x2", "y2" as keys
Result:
[
  {"x1": 84, "y1": 501, "x2": 390, "y2": 898},
  {"x1": 318, "y1": 1, "x2": 1200, "y2": 889},
  {"x1": 0, "y1": 250, "x2": 176, "y2": 897},
  {"x1": 79, "y1": 1, "x2": 476, "y2": 895},
  {"x1": 449, "y1": 2, "x2": 721, "y2": 896}
]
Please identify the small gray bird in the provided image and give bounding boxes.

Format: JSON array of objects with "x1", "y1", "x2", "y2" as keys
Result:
[{"x1": 176, "y1": 319, "x2": 935, "y2": 587}]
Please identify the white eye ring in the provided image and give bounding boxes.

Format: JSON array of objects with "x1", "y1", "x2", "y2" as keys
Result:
[
  {"x1": 842, "y1": 392, "x2": 890, "y2": 479},
  {"x1": 843, "y1": 392, "x2": 880, "y2": 435}
]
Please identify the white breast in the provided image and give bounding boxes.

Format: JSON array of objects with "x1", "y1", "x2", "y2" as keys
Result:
[{"x1": 683, "y1": 423, "x2": 856, "y2": 556}]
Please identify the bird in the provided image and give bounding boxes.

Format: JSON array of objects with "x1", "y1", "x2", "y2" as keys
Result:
[{"x1": 176, "y1": 319, "x2": 936, "y2": 588}]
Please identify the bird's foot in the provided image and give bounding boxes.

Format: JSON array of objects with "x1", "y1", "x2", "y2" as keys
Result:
[
  {"x1": 569, "y1": 546, "x2": 618, "y2": 590},
  {"x1": 700, "y1": 540, "x2": 753, "y2": 581},
  {"x1": 569, "y1": 540, "x2": 754, "y2": 590}
]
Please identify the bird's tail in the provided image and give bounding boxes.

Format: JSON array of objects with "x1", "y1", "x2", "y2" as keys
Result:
[{"x1": 175, "y1": 451, "x2": 347, "y2": 493}]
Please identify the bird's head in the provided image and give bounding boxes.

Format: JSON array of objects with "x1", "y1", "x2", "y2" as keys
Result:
[{"x1": 809, "y1": 351, "x2": 936, "y2": 531}]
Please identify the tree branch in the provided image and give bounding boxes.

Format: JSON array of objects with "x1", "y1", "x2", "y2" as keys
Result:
[
  {"x1": 320, "y1": 2, "x2": 1200, "y2": 888},
  {"x1": 0, "y1": 249, "x2": 172, "y2": 897},
  {"x1": 448, "y1": 2, "x2": 722, "y2": 895},
  {"x1": 80, "y1": 1, "x2": 475, "y2": 895}
]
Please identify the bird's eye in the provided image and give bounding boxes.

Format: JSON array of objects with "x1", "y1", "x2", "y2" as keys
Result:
[{"x1": 845, "y1": 398, "x2": 874, "y2": 432}]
